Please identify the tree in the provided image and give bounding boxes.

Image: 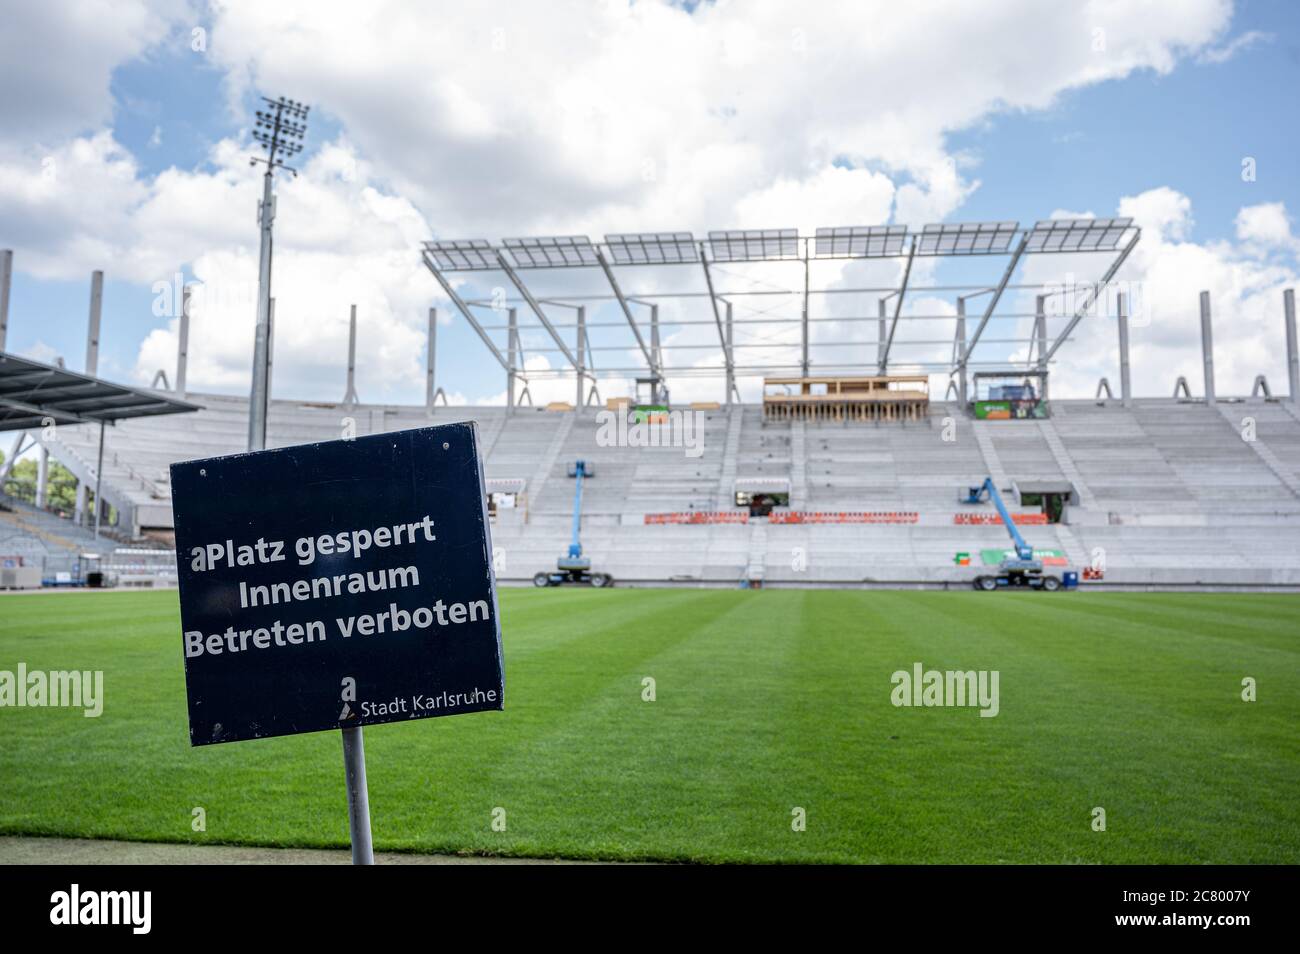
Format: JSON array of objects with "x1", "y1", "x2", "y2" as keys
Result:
[{"x1": 4, "y1": 458, "x2": 88, "y2": 515}]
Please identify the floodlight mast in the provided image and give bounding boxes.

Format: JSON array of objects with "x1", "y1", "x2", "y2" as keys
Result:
[{"x1": 247, "y1": 95, "x2": 309, "y2": 452}]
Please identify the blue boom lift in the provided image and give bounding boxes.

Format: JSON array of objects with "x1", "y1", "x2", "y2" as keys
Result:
[
  {"x1": 961, "y1": 477, "x2": 1064, "y2": 592},
  {"x1": 533, "y1": 460, "x2": 613, "y2": 588}
]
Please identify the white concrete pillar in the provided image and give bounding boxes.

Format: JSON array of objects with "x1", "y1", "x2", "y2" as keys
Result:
[
  {"x1": 343, "y1": 304, "x2": 358, "y2": 405},
  {"x1": 506, "y1": 308, "x2": 518, "y2": 412},
  {"x1": 86, "y1": 270, "x2": 103, "y2": 375},
  {"x1": 1284, "y1": 288, "x2": 1299, "y2": 403},
  {"x1": 0, "y1": 249, "x2": 12, "y2": 352},
  {"x1": 426, "y1": 307, "x2": 437, "y2": 415},
  {"x1": 1199, "y1": 291, "x2": 1215, "y2": 402},
  {"x1": 35, "y1": 447, "x2": 48, "y2": 509},
  {"x1": 1117, "y1": 292, "x2": 1132, "y2": 406},
  {"x1": 176, "y1": 284, "x2": 190, "y2": 396}
]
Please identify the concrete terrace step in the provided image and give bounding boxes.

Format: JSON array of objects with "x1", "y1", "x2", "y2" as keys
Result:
[
  {"x1": 715, "y1": 405, "x2": 744, "y2": 508},
  {"x1": 1214, "y1": 402, "x2": 1300, "y2": 499},
  {"x1": 971, "y1": 421, "x2": 1010, "y2": 494},
  {"x1": 1038, "y1": 419, "x2": 1099, "y2": 510}
]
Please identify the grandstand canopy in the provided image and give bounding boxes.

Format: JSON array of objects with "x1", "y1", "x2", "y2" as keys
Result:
[
  {"x1": 419, "y1": 218, "x2": 1140, "y2": 399},
  {"x1": 0, "y1": 351, "x2": 201, "y2": 432}
]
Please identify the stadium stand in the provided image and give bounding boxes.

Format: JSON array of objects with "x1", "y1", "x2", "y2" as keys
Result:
[
  {"x1": 12, "y1": 390, "x2": 1300, "y2": 589},
  {"x1": 0, "y1": 491, "x2": 88, "y2": 578}
]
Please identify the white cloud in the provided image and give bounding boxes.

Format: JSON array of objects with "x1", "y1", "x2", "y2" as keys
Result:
[
  {"x1": 1024, "y1": 188, "x2": 1299, "y2": 400},
  {"x1": 1196, "y1": 29, "x2": 1272, "y2": 64},
  {"x1": 0, "y1": 0, "x2": 1262, "y2": 405},
  {"x1": 0, "y1": 132, "x2": 149, "y2": 280},
  {"x1": 19, "y1": 340, "x2": 61, "y2": 365},
  {"x1": 1234, "y1": 202, "x2": 1296, "y2": 251},
  {"x1": 0, "y1": 1, "x2": 191, "y2": 142},
  {"x1": 129, "y1": 139, "x2": 436, "y2": 401},
  {"x1": 1120, "y1": 187, "x2": 1195, "y2": 243},
  {"x1": 201, "y1": 0, "x2": 1234, "y2": 239}
]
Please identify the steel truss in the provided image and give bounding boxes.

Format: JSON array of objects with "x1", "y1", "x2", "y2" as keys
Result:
[{"x1": 420, "y1": 220, "x2": 1139, "y2": 403}]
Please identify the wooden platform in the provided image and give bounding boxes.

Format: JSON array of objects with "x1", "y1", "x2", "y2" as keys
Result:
[{"x1": 762, "y1": 375, "x2": 929, "y2": 422}]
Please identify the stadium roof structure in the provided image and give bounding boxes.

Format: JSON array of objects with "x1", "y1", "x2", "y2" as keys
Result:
[
  {"x1": 420, "y1": 218, "x2": 1139, "y2": 402},
  {"x1": 0, "y1": 351, "x2": 201, "y2": 432}
]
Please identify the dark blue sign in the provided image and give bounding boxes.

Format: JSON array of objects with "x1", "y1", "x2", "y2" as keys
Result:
[{"x1": 171, "y1": 422, "x2": 504, "y2": 745}]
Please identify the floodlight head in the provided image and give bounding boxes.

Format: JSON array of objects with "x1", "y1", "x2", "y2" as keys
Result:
[
  {"x1": 502, "y1": 236, "x2": 599, "y2": 268},
  {"x1": 604, "y1": 232, "x2": 698, "y2": 265},
  {"x1": 1026, "y1": 217, "x2": 1133, "y2": 252},
  {"x1": 424, "y1": 239, "x2": 499, "y2": 271},
  {"x1": 707, "y1": 228, "x2": 798, "y2": 262},
  {"x1": 917, "y1": 221, "x2": 1019, "y2": 256},
  {"x1": 249, "y1": 93, "x2": 310, "y2": 176},
  {"x1": 814, "y1": 225, "x2": 908, "y2": 258}
]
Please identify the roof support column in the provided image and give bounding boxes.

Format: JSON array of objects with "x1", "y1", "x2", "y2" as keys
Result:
[
  {"x1": 954, "y1": 298, "x2": 968, "y2": 407},
  {"x1": 426, "y1": 307, "x2": 438, "y2": 416},
  {"x1": 176, "y1": 284, "x2": 190, "y2": 397},
  {"x1": 575, "y1": 305, "x2": 586, "y2": 411},
  {"x1": 86, "y1": 270, "x2": 103, "y2": 376},
  {"x1": 0, "y1": 249, "x2": 12, "y2": 351},
  {"x1": 93, "y1": 419, "x2": 105, "y2": 540},
  {"x1": 801, "y1": 255, "x2": 810, "y2": 377},
  {"x1": 35, "y1": 444, "x2": 48, "y2": 509},
  {"x1": 725, "y1": 300, "x2": 735, "y2": 406},
  {"x1": 1117, "y1": 292, "x2": 1132, "y2": 406},
  {"x1": 1200, "y1": 290, "x2": 1215, "y2": 403},
  {"x1": 699, "y1": 251, "x2": 734, "y2": 376},
  {"x1": 1283, "y1": 288, "x2": 1298, "y2": 403},
  {"x1": 651, "y1": 304, "x2": 663, "y2": 403},
  {"x1": 1035, "y1": 293, "x2": 1048, "y2": 401},
  {"x1": 628, "y1": 296, "x2": 666, "y2": 403},
  {"x1": 877, "y1": 298, "x2": 887, "y2": 369},
  {"x1": 343, "y1": 304, "x2": 359, "y2": 406},
  {"x1": 507, "y1": 307, "x2": 518, "y2": 413},
  {"x1": 1034, "y1": 295, "x2": 1046, "y2": 368}
]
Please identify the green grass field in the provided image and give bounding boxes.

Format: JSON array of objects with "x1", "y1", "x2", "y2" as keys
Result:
[{"x1": 1, "y1": 588, "x2": 1297, "y2": 863}]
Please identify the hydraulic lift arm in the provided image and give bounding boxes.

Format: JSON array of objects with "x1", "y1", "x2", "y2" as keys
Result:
[
  {"x1": 568, "y1": 461, "x2": 588, "y2": 560},
  {"x1": 969, "y1": 477, "x2": 1034, "y2": 561}
]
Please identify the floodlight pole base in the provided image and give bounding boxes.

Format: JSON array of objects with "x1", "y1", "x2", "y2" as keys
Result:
[{"x1": 341, "y1": 726, "x2": 375, "y2": 865}]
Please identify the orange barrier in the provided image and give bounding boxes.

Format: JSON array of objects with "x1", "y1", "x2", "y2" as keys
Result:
[
  {"x1": 953, "y1": 512, "x2": 1048, "y2": 526},
  {"x1": 769, "y1": 511, "x2": 919, "y2": 525},
  {"x1": 644, "y1": 511, "x2": 750, "y2": 525}
]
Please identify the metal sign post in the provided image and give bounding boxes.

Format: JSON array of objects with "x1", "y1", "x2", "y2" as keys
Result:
[{"x1": 341, "y1": 726, "x2": 374, "y2": 865}]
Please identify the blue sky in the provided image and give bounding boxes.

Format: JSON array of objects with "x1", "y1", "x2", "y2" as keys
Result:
[
  {"x1": 2, "y1": 1, "x2": 1298, "y2": 405},
  {"x1": 950, "y1": 1, "x2": 1298, "y2": 242}
]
